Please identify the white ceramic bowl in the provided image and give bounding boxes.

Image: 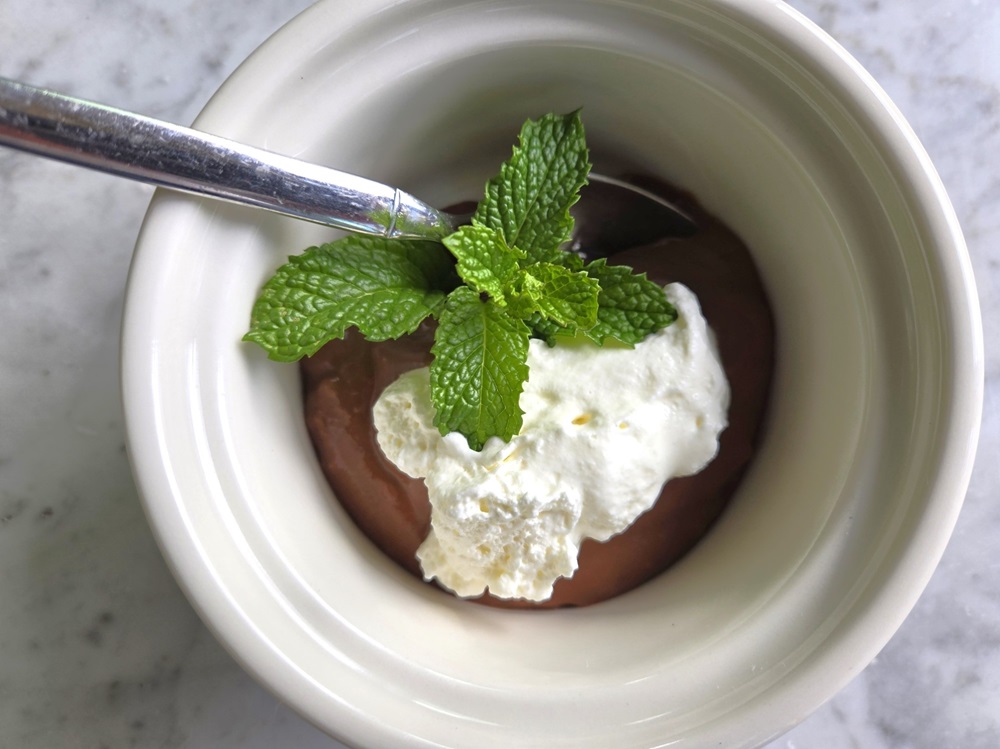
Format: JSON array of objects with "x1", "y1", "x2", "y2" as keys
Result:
[{"x1": 122, "y1": 1, "x2": 983, "y2": 747}]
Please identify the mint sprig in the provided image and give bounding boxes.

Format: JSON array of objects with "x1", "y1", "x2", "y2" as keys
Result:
[{"x1": 244, "y1": 111, "x2": 677, "y2": 450}]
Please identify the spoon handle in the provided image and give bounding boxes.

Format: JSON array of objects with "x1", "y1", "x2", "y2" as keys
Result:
[{"x1": 0, "y1": 77, "x2": 455, "y2": 239}]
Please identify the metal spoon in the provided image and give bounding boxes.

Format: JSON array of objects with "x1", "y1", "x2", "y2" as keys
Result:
[{"x1": 0, "y1": 77, "x2": 695, "y2": 253}]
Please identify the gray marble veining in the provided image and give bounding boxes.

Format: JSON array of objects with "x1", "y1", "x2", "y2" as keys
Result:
[{"x1": 1, "y1": 1, "x2": 996, "y2": 747}]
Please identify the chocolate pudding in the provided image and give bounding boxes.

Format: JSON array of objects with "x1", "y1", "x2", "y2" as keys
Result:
[{"x1": 300, "y1": 179, "x2": 774, "y2": 608}]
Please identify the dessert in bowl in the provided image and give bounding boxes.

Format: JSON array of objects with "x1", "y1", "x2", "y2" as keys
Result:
[{"x1": 121, "y1": 0, "x2": 982, "y2": 747}]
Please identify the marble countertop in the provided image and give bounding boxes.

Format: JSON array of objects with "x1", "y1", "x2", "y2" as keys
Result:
[{"x1": 1, "y1": 1, "x2": 996, "y2": 747}]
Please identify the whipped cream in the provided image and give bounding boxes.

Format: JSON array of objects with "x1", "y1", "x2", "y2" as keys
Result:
[{"x1": 373, "y1": 283, "x2": 729, "y2": 601}]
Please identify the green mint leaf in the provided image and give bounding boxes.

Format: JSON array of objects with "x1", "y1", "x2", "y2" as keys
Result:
[
  {"x1": 526, "y1": 312, "x2": 565, "y2": 347},
  {"x1": 442, "y1": 223, "x2": 524, "y2": 304},
  {"x1": 472, "y1": 111, "x2": 590, "y2": 263},
  {"x1": 583, "y1": 259, "x2": 678, "y2": 345},
  {"x1": 244, "y1": 235, "x2": 456, "y2": 361},
  {"x1": 550, "y1": 250, "x2": 586, "y2": 271},
  {"x1": 430, "y1": 286, "x2": 531, "y2": 450},
  {"x1": 509, "y1": 262, "x2": 599, "y2": 330}
]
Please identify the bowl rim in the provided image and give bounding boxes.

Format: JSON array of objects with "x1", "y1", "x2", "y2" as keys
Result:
[{"x1": 121, "y1": 0, "x2": 984, "y2": 746}]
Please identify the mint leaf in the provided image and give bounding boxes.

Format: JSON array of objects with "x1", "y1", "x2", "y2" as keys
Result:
[
  {"x1": 509, "y1": 262, "x2": 599, "y2": 329},
  {"x1": 430, "y1": 286, "x2": 530, "y2": 450},
  {"x1": 550, "y1": 250, "x2": 585, "y2": 271},
  {"x1": 243, "y1": 235, "x2": 456, "y2": 361},
  {"x1": 526, "y1": 313, "x2": 565, "y2": 347},
  {"x1": 582, "y1": 259, "x2": 678, "y2": 345},
  {"x1": 472, "y1": 111, "x2": 590, "y2": 263},
  {"x1": 442, "y1": 224, "x2": 524, "y2": 304}
]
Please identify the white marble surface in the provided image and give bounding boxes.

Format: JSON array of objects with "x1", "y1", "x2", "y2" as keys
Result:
[{"x1": 0, "y1": 0, "x2": 996, "y2": 747}]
